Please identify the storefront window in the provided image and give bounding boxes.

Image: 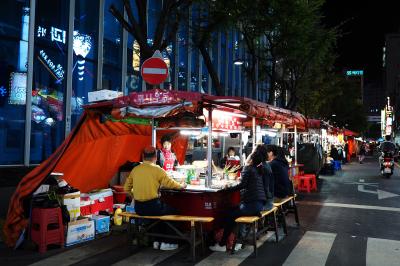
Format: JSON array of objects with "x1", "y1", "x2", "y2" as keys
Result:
[
  {"x1": 178, "y1": 13, "x2": 189, "y2": 91},
  {"x1": 31, "y1": 0, "x2": 68, "y2": 163},
  {"x1": 125, "y1": 0, "x2": 140, "y2": 93},
  {"x1": 190, "y1": 49, "x2": 199, "y2": 92},
  {"x1": 228, "y1": 31, "x2": 233, "y2": 95},
  {"x1": 234, "y1": 31, "x2": 240, "y2": 96},
  {"x1": 126, "y1": 35, "x2": 141, "y2": 93},
  {"x1": 162, "y1": 43, "x2": 174, "y2": 90},
  {"x1": 103, "y1": 0, "x2": 122, "y2": 91},
  {"x1": 0, "y1": 0, "x2": 30, "y2": 165},
  {"x1": 211, "y1": 33, "x2": 218, "y2": 95},
  {"x1": 201, "y1": 58, "x2": 209, "y2": 94},
  {"x1": 220, "y1": 32, "x2": 226, "y2": 93},
  {"x1": 71, "y1": 0, "x2": 99, "y2": 128}
]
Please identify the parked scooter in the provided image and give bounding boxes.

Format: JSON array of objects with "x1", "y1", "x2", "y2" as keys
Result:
[{"x1": 380, "y1": 151, "x2": 394, "y2": 178}]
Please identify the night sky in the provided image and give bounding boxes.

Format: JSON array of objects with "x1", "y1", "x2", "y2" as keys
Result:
[{"x1": 323, "y1": 0, "x2": 400, "y2": 83}]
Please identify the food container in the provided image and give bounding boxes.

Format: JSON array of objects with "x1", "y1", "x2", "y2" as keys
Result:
[
  {"x1": 175, "y1": 165, "x2": 204, "y2": 180},
  {"x1": 168, "y1": 171, "x2": 186, "y2": 184}
]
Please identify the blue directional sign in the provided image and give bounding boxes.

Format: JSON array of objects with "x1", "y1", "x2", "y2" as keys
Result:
[{"x1": 346, "y1": 70, "x2": 363, "y2": 76}]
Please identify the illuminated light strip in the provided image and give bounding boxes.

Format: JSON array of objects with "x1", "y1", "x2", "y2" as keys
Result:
[
  {"x1": 142, "y1": 68, "x2": 167, "y2": 74},
  {"x1": 204, "y1": 109, "x2": 247, "y2": 119},
  {"x1": 37, "y1": 56, "x2": 58, "y2": 80}
]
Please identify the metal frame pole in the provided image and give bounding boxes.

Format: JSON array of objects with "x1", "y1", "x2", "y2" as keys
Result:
[
  {"x1": 97, "y1": 0, "x2": 104, "y2": 90},
  {"x1": 24, "y1": 0, "x2": 36, "y2": 166},
  {"x1": 252, "y1": 117, "x2": 256, "y2": 151},
  {"x1": 294, "y1": 125, "x2": 298, "y2": 164},
  {"x1": 207, "y1": 108, "x2": 213, "y2": 187},
  {"x1": 65, "y1": 0, "x2": 75, "y2": 137},
  {"x1": 152, "y1": 119, "x2": 156, "y2": 147},
  {"x1": 121, "y1": 8, "x2": 128, "y2": 94}
]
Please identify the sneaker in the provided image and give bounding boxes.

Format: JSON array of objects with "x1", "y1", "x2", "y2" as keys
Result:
[
  {"x1": 160, "y1": 242, "x2": 178, "y2": 251},
  {"x1": 234, "y1": 243, "x2": 243, "y2": 251},
  {"x1": 153, "y1": 241, "x2": 160, "y2": 250},
  {"x1": 209, "y1": 243, "x2": 227, "y2": 252}
]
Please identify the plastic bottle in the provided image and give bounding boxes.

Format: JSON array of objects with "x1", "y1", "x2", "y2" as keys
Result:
[{"x1": 114, "y1": 207, "x2": 123, "y2": 226}]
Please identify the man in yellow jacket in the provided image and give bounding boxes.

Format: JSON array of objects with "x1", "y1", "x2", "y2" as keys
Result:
[{"x1": 124, "y1": 146, "x2": 185, "y2": 251}]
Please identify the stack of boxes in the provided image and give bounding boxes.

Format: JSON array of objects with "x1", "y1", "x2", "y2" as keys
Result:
[{"x1": 61, "y1": 188, "x2": 113, "y2": 246}]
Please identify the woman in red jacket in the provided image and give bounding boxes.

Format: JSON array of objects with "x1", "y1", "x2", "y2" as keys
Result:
[{"x1": 157, "y1": 135, "x2": 179, "y2": 171}]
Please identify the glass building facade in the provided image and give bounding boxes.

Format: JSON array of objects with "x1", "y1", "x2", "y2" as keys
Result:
[{"x1": 0, "y1": 0, "x2": 264, "y2": 166}]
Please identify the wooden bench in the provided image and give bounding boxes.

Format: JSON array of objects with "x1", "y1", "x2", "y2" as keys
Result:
[
  {"x1": 273, "y1": 194, "x2": 300, "y2": 236},
  {"x1": 233, "y1": 206, "x2": 279, "y2": 257},
  {"x1": 119, "y1": 212, "x2": 214, "y2": 261}
]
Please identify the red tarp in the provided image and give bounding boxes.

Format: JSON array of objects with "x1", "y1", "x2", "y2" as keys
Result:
[
  {"x1": 343, "y1": 129, "x2": 359, "y2": 137},
  {"x1": 307, "y1": 119, "x2": 321, "y2": 129},
  {"x1": 3, "y1": 110, "x2": 187, "y2": 247},
  {"x1": 4, "y1": 89, "x2": 308, "y2": 247}
]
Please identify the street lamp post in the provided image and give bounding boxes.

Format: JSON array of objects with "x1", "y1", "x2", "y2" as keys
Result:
[{"x1": 234, "y1": 58, "x2": 259, "y2": 101}]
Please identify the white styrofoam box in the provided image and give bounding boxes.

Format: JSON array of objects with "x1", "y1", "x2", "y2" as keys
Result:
[
  {"x1": 88, "y1": 90, "x2": 122, "y2": 102},
  {"x1": 66, "y1": 219, "x2": 95, "y2": 246},
  {"x1": 86, "y1": 189, "x2": 113, "y2": 202},
  {"x1": 62, "y1": 191, "x2": 80, "y2": 220},
  {"x1": 33, "y1": 184, "x2": 49, "y2": 195}
]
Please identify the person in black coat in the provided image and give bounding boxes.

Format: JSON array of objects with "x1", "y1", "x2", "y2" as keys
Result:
[
  {"x1": 209, "y1": 145, "x2": 274, "y2": 252},
  {"x1": 330, "y1": 145, "x2": 339, "y2": 161},
  {"x1": 266, "y1": 145, "x2": 292, "y2": 200}
]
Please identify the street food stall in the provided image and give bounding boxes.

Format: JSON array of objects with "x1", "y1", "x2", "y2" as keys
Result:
[
  {"x1": 3, "y1": 88, "x2": 308, "y2": 248},
  {"x1": 99, "y1": 89, "x2": 308, "y2": 229}
]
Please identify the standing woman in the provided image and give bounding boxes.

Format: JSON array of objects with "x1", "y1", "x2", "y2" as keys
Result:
[
  {"x1": 157, "y1": 135, "x2": 179, "y2": 171},
  {"x1": 209, "y1": 145, "x2": 274, "y2": 252}
]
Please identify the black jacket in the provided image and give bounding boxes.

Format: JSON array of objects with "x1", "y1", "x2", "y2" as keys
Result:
[
  {"x1": 330, "y1": 147, "x2": 339, "y2": 161},
  {"x1": 270, "y1": 158, "x2": 291, "y2": 198},
  {"x1": 238, "y1": 162, "x2": 274, "y2": 204}
]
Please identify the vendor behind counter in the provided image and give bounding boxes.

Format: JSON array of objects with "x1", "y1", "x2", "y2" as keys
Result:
[{"x1": 157, "y1": 135, "x2": 179, "y2": 171}]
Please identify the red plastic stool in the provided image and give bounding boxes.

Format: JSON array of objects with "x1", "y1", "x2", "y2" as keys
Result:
[
  {"x1": 31, "y1": 207, "x2": 65, "y2": 253},
  {"x1": 298, "y1": 175, "x2": 317, "y2": 193},
  {"x1": 302, "y1": 174, "x2": 317, "y2": 191}
]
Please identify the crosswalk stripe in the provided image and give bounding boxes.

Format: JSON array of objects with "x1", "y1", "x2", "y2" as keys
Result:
[
  {"x1": 366, "y1": 237, "x2": 400, "y2": 266},
  {"x1": 112, "y1": 246, "x2": 183, "y2": 266},
  {"x1": 28, "y1": 236, "x2": 123, "y2": 266},
  {"x1": 298, "y1": 201, "x2": 400, "y2": 213},
  {"x1": 283, "y1": 231, "x2": 337, "y2": 266},
  {"x1": 195, "y1": 231, "x2": 276, "y2": 266}
]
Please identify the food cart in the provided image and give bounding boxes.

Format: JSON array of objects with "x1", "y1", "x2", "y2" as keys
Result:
[
  {"x1": 108, "y1": 89, "x2": 307, "y2": 229},
  {"x1": 3, "y1": 88, "x2": 310, "y2": 249}
]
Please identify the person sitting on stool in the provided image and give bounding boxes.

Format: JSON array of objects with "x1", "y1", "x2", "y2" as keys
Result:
[{"x1": 124, "y1": 146, "x2": 186, "y2": 251}]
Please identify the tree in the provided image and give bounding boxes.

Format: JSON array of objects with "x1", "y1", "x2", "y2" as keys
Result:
[
  {"x1": 257, "y1": 0, "x2": 337, "y2": 109},
  {"x1": 306, "y1": 74, "x2": 368, "y2": 133},
  {"x1": 109, "y1": 0, "x2": 192, "y2": 88},
  {"x1": 190, "y1": 1, "x2": 237, "y2": 96}
]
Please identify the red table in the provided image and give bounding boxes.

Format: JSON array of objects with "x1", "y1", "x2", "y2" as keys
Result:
[{"x1": 161, "y1": 187, "x2": 240, "y2": 231}]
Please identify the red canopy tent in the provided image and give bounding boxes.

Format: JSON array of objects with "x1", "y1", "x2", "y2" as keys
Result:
[
  {"x1": 307, "y1": 119, "x2": 321, "y2": 129},
  {"x1": 3, "y1": 89, "x2": 307, "y2": 247},
  {"x1": 343, "y1": 129, "x2": 359, "y2": 137}
]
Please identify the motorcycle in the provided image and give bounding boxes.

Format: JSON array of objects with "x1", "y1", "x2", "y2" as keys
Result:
[{"x1": 380, "y1": 151, "x2": 394, "y2": 178}]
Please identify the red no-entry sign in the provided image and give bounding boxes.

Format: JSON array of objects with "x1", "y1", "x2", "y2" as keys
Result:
[{"x1": 140, "y1": 54, "x2": 168, "y2": 85}]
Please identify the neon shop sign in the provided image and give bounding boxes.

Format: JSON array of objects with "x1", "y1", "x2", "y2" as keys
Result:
[
  {"x1": 37, "y1": 25, "x2": 66, "y2": 44},
  {"x1": 38, "y1": 50, "x2": 65, "y2": 80},
  {"x1": 37, "y1": 25, "x2": 93, "y2": 82}
]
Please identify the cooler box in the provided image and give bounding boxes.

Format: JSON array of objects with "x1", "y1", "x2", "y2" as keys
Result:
[
  {"x1": 61, "y1": 191, "x2": 80, "y2": 220},
  {"x1": 80, "y1": 199, "x2": 93, "y2": 217},
  {"x1": 66, "y1": 219, "x2": 95, "y2": 246},
  {"x1": 92, "y1": 215, "x2": 110, "y2": 234},
  {"x1": 81, "y1": 189, "x2": 114, "y2": 214}
]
